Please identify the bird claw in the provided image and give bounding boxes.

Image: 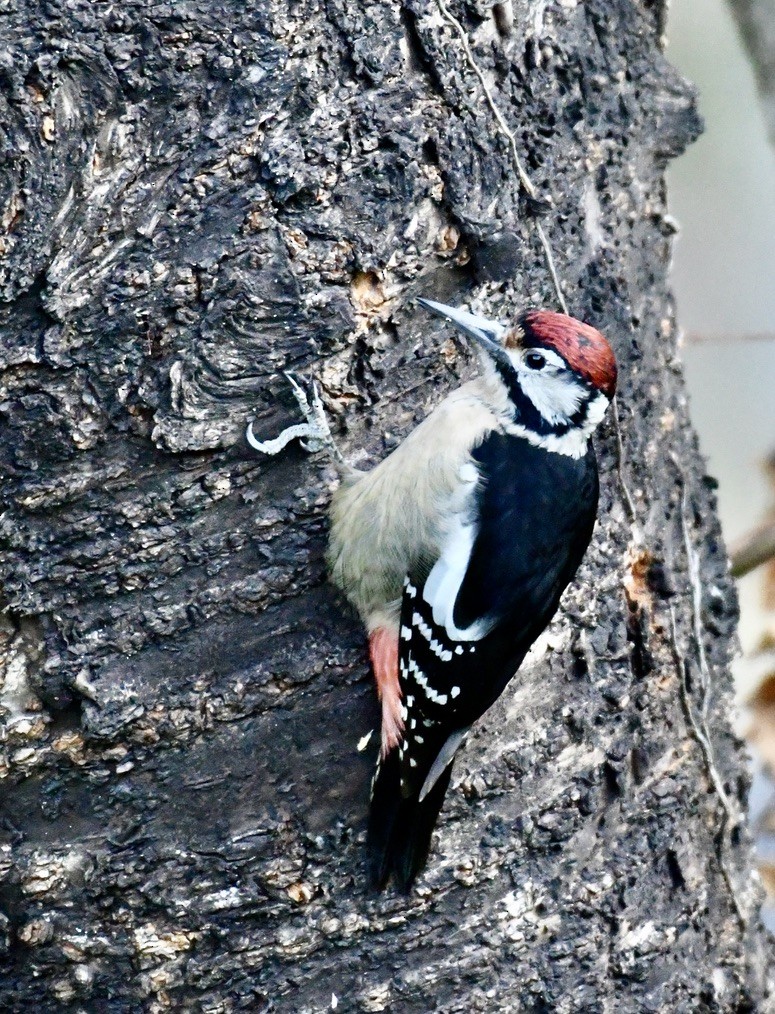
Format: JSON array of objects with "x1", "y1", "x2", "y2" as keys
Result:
[
  {"x1": 246, "y1": 372, "x2": 343, "y2": 463},
  {"x1": 284, "y1": 372, "x2": 330, "y2": 454}
]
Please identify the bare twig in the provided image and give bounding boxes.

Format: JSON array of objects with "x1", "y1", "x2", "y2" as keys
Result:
[
  {"x1": 729, "y1": 519, "x2": 775, "y2": 578},
  {"x1": 677, "y1": 479, "x2": 712, "y2": 721},
  {"x1": 684, "y1": 330, "x2": 775, "y2": 345},
  {"x1": 611, "y1": 395, "x2": 640, "y2": 534}
]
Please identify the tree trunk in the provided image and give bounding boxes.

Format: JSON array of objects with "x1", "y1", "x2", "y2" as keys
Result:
[{"x1": 0, "y1": 1, "x2": 770, "y2": 1010}]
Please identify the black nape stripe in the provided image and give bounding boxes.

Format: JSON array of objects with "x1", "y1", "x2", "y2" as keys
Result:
[{"x1": 495, "y1": 361, "x2": 593, "y2": 436}]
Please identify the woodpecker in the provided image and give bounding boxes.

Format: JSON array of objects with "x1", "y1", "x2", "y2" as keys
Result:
[{"x1": 247, "y1": 298, "x2": 617, "y2": 891}]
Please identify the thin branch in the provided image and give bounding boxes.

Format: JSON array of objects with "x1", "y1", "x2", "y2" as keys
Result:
[
  {"x1": 729, "y1": 519, "x2": 775, "y2": 577},
  {"x1": 683, "y1": 331, "x2": 775, "y2": 345},
  {"x1": 727, "y1": 0, "x2": 775, "y2": 150},
  {"x1": 535, "y1": 222, "x2": 569, "y2": 316},
  {"x1": 611, "y1": 395, "x2": 640, "y2": 534},
  {"x1": 678, "y1": 478, "x2": 713, "y2": 722}
]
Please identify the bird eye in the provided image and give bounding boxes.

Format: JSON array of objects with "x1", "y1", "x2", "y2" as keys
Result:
[{"x1": 525, "y1": 352, "x2": 546, "y2": 370}]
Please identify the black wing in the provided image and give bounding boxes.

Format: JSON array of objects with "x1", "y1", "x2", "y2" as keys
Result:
[{"x1": 368, "y1": 433, "x2": 599, "y2": 889}]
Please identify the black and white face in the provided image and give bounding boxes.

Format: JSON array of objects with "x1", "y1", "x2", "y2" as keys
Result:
[
  {"x1": 417, "y1": 298, "x2": 617, "y2": 456},
  {"x1": 501, "y1": 344, "x2": 602, "y2": 429}
]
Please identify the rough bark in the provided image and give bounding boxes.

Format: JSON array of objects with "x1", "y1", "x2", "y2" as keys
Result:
[{"x1": 0, "y1": 1, "x2": 770, "y2": 1011}]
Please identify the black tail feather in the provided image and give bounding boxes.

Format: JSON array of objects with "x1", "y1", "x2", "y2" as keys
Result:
[
  {"x1": 367, "y1": 750, "x2": 454, "y2": 892},
  {"x1": 367, "y1": 750, "x2": 403, "y2": 890}
]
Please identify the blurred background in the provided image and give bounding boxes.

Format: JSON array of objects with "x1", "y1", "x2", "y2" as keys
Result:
[{"x1": 668, "y1": 0, "x2": 775, "y2": 929}]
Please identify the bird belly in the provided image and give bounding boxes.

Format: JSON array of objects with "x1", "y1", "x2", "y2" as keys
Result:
[{"x1": 327, "y1": 384, "x2": 499, "y2": 631}]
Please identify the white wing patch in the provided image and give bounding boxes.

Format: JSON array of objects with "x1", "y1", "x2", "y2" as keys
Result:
[{"x1": 422, "y1": 513, "x2": 493, "y2": 642}]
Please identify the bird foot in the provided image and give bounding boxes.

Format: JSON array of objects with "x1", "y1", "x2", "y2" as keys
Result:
[{"x1": 246, "y1": 372, "x2": 344, "y2": 463}]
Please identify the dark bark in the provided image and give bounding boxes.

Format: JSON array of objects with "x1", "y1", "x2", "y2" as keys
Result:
[{"x1": 0, "y1": 1, "x2": 770, "y2": 1010}]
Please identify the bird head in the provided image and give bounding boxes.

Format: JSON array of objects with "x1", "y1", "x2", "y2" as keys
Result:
[{"x1": 417, "y1": 298, "x2": 617, "y2": 452}]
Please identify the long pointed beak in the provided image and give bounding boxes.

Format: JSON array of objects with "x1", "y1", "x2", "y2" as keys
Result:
[{"x1": 417, "y1": 298, "x2": 507, "y2": 360}]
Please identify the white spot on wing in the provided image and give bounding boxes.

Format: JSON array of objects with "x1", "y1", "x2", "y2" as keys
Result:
[
  {"x1": 409, "y1": 659, "x2": 428, "y2": 689},
  {"x1": 427, "y1": 636, "x2": 455, "y2": 662},
  {"x1": 357, "y1": 730, "x2": 373, "y2": 752},
  {"x1": 407, "y1": 658, "x2": 448, "y2": 705},
  {"x1": 412, "y1": 612, "x2": 434, "y2": 642}
]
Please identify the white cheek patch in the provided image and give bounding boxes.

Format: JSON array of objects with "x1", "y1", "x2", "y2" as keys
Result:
[
  {"x1": 584, "y1": 391, "x2": 609, "y2": 430},
  {"x1": 518, "y1": 370, "x2": 585, "y2": 426}
]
